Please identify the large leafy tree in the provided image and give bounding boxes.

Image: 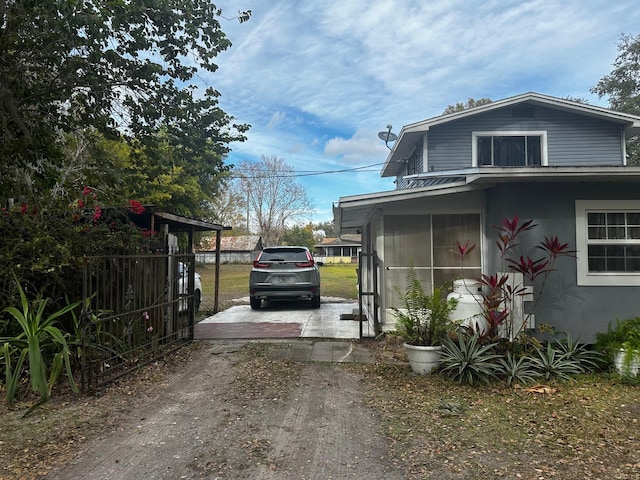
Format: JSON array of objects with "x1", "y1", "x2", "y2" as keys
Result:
[
  {"x1": 592, "y1": 33, "x2": 640, "y2": 165},
  {"x1": 0, "y1": 0, "x2": 250, "y2": 208}
]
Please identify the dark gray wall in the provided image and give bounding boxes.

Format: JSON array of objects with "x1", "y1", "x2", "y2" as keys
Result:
[{"x1": 485, "y1": 182, "x2": 640, "y2": 343}]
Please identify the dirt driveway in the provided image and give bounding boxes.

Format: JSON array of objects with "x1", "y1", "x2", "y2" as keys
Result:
[{"x1": 46, "y1": 340, "x2": 405, "y2": 480}]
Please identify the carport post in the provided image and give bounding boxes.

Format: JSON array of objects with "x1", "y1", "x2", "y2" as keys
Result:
[{"x1": 213, "y1": 226, "x2": 232, "y2": 313}]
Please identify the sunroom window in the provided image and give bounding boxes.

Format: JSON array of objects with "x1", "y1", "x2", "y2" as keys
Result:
[
  {"x1": 576, "y1": 200, "x2": 640, "y2": 286},
  {"x1": 473, "y1": 132, "x2": 547, "y2": 167}
]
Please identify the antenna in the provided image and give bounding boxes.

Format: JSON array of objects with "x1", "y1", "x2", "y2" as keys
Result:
[{"x1": 377, "y1": 124, "x2": 397, "y2": 150}]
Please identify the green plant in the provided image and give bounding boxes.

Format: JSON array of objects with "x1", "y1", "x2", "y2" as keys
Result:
[
  {"x1": 595, "y1": 317, "x2": 640, "y2": 373},
  {"x1": 440, "y1": 333, "x2": 501, "y2": 385},
  {"x1": 391, "y1": 264, "x2": 458, "y2": 346},
  {"x1": 497, "y1": 351, "x2": 540, "y2": 386},
  {"x1": 531, "y1": 341, "x2": 582, "y2": 381},
  {"x1": 555, "y1": 333, "x2": 604, "y2": 373},
  {"x1": 0, "y1": 274, "x2": 81, "y2": 403}
]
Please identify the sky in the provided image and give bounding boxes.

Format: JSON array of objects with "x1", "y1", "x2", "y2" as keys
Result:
[{"x1": 199, "y1": 0, "x2": 640, "y2": 224}]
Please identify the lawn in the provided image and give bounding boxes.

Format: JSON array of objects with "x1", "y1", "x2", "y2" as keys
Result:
[{"x1": 197, "y1": 262, "x2": 358, "y2": 314}]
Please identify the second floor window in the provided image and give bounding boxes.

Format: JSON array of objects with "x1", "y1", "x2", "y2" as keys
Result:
[{"x1": 474, "y1": 132, "x2": 546, "y2": 167}]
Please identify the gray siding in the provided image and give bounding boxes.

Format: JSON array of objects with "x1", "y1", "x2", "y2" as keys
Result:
[
  {"x1": 395, "y1": 137, "x2": 424, "y2": 188},
  {"x1": 426, "y1": 103, "x2": 625, "y2": 171},
  {"x1": 485, "y1": 182, "x2": 640, "y2": 343}
]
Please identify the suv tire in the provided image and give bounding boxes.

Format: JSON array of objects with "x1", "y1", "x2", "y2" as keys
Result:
[{"x1": 250, "y1": 296, "x2": 261, "y2": 310}]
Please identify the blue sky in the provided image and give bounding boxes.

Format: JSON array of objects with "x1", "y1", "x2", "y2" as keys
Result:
[{"x1": 201, "y1": 0, "x2": 640, "y2": 224}]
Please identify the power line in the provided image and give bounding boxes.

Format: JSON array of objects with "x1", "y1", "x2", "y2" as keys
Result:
[{"x1": 230, "y1": 162, "x2": 385, "y2": 179}]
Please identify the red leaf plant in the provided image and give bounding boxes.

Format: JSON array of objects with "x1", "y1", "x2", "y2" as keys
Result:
[{"x1": 453, "y1": 216, "x2": 574, "y2": 343}]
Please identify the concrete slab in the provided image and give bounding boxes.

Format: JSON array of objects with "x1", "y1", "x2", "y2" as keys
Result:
[{"x1": 195, "y1": 300, "x2": 375, "y2": 340}]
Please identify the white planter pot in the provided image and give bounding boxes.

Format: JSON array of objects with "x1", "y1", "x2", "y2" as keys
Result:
[
  {"x1": 613, "y1": 348, "x2": 640, "y2": 376},
  {"x1": 403, "y1": 343, "x2": 443, "y2": 374}
]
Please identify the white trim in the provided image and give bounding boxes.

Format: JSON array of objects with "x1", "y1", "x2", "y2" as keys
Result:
[
  {"x1": 472, "y1": 131, "x2": 548, "y2": 167},
  {"x1": 575, "y1": 200, "x2": 640, "y2": 286},
  {"x1": 422, "y1": 133, "x2": 429, "y2": 173}
]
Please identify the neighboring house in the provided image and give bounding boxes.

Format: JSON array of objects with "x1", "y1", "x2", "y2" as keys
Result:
[
  {"x1": 314, "y1": 234, "x2": 361, "y2": 263},
  {"x1": 333, "y1": 92, "x2": 640, "y2": 342},
  {"x1": 197, "y1": 234, "x2": 263, "y2": 263}
]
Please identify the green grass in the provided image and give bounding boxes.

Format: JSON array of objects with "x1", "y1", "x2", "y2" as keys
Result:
[{"x1": 196, "y1": 262, "x2": 358, "y2": 313}]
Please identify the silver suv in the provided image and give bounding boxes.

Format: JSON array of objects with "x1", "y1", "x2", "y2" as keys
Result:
[{"x1": 249, "y1": 246, "x2": 321, "y2": 309}]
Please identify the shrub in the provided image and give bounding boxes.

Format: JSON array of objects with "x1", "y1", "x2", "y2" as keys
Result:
[
  {"x1": 440, "y1": 333, "x2": 501, "y2": 386},
  {"x1": 391, "y1": 264, "x2": 458, "y2": 346},
  {"x1": 497, "y1": 351, "x2": 540, "y2": 386}
]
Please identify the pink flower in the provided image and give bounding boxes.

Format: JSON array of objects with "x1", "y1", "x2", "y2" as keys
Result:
[
  {"x1": 82, "y1": 186, "x2": 94, "y2": 196},
  {"x1": 128, "y1": 200, "x2": 145, "y2": 215},
  {"x1": 92, "y1": 206, "x2": 102, "y2": 221}
]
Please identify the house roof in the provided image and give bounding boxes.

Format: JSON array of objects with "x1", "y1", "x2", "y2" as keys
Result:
[
  {"x1": 334, "y1": 166, "x2": 640, "y2": 234},
  {"x1": 315, "y1": 234, "x2": 361, "y2": 248},
  {"x1": 382, "y1": 92, "x2": 640, "y2": 177},
  {"x1": 198, "y1": 234, "x2": 262, "y2": 252}
]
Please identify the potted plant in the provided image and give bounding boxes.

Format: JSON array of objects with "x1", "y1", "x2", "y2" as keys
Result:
[
  {"x1": 595, "y1": 317, "x2": 640, "y2": 376},
  {"x1": 391, "y1": 265, "x2": 458, "y2": 374}
]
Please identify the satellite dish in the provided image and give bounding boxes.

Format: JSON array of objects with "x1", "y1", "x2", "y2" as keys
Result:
[
  {"x1": 377, "y1": 131, "x2": 397, "y2": 142},
  {"x1": 378, "y1": 125, "x2": 397, "y2": 149}
]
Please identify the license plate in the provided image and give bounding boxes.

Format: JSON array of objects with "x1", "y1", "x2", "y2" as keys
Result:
[{"x1": 273, "y1": 276, "x2": 294, "y2": 284}]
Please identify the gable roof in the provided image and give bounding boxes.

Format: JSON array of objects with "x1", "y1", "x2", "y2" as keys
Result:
[
  {"x1": 198, "y1": 234, "x2": 262, "y2": 252},
  {"x1": 382, "y1": 92, "x2": 640, "y2": 177}
]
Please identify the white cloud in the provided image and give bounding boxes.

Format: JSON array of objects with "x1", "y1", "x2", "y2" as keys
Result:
[
  {"x1": 266, "y1": 111, "x2": 286, "y2": 129},
  {"x1": 209, "y1": 0, "x2": 640, "y2": 222},
  {"x1": 324, "y1": 129, "x2": 390, "y2": 164}
]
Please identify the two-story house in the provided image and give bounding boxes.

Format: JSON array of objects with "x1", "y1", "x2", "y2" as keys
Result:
[{"x1": 333, "y1": 93, "x2": 640, "y2": 342}]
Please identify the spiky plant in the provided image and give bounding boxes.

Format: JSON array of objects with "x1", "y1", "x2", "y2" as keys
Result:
[{"x1": 440, "y1": 333, "x2": 501, "y2": 386}]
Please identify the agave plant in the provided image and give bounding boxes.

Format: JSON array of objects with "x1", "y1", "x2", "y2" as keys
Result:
[
  {"x1": 531, "y1": 341, "x2": 583, "y2": 381},
  {"x1": 1, "y1": 274, "x2": 81, "y2": 403},
  {"x1": 555, "y1": 333, "x2": 604, "y2": 373},
  {"x1": 440, "y1": 333, "x2": 501, "y2": 386},
  {"x1": 498, "y1": 351, "x2": 540, "y2": 386}
]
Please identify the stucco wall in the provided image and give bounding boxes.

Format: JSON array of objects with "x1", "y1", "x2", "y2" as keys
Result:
[{"x1": 485, "y1": 182, "x2": 640, "y2": 343}]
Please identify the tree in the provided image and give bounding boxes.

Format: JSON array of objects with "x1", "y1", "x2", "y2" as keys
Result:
[
  {"x1": 236, "y1": 155, "x2": 313, "y2": 247},
  {"x1": 280, "y1": 224, "x2": 316, "y2": 251},
  {"x1": 442, "y1": 98, "x2": 492, "y2": 115},
  {"x1": 314, "y1": 221, "x2": 336, "y2": 238},
  {"x1": 592, "y1": 34, "x2": 640, "y2": 165},
  {"x1": 206, "y1": 177, "x2": 249, "y2": 233},
  {"x1": 0, "y1": 1, "x2": 250, "y2": 204}
]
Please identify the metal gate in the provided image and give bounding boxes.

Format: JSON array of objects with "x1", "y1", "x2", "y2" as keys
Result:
[{"x1": 79, "y1": 253, "x2": 197, "y2": 391}]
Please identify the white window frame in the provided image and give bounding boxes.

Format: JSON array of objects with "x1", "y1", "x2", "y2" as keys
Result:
[
  {"x1": 575, "y1": 200, "x2": 640, "y2": 286},
  {"x1": 472, "y1": 131, "x2": 548, "y2": 167}
]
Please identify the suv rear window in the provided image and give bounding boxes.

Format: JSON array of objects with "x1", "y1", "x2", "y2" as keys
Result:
[{"x1": 260, "y1": 248, "x2": 308, "y2": 262}]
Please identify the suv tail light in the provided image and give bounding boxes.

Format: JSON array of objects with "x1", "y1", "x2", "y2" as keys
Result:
[
  {"x1": 253, "y1": 259, "x2": 270, "y2": 268},
  {"x1": 295, "y1": 251, "x2": 315, "y2": 267},
  {"x1": 295, "y1": 260, "x2": 314, "y2": 267}
]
